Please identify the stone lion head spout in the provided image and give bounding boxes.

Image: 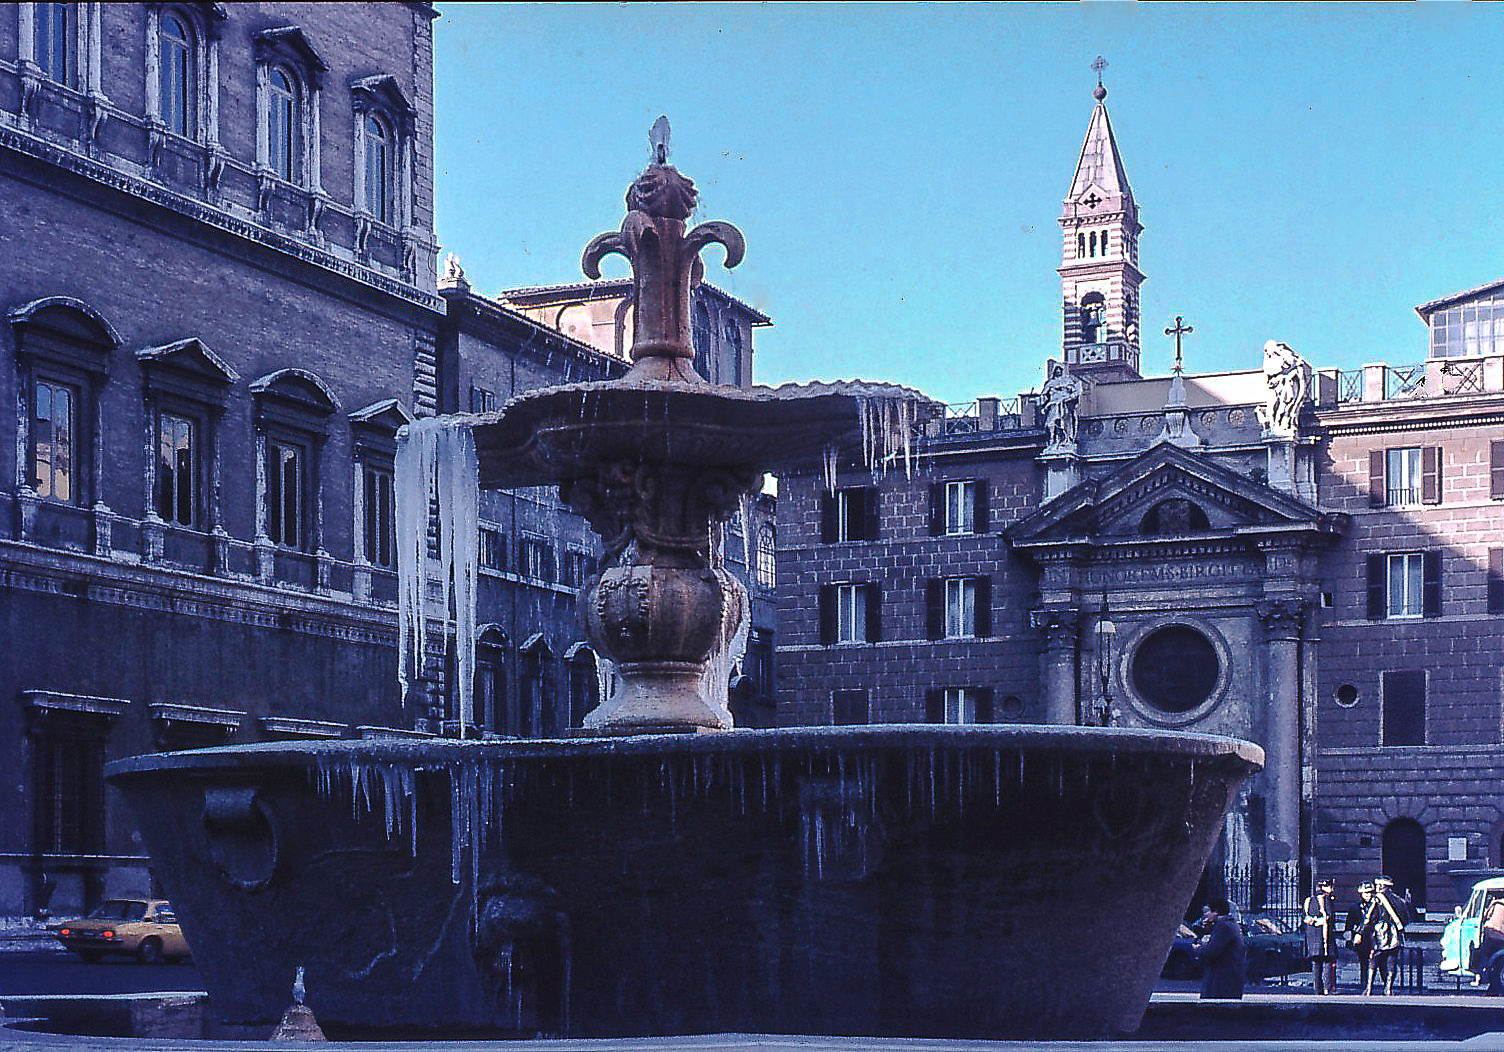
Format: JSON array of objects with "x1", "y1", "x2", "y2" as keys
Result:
[{"x1": 626, "y1": 165, "x2": 697, "y2": 221}]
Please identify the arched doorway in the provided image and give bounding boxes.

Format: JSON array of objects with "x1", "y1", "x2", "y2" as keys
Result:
[
  {"x1": 564, "y1": 643, "x2": 600, "y2": 729},
  {"x1": 1382, "y1": 817, "x2": 1427, "y2": 912},
  {"x1": 474, "y1": 626, "x2": 508, "y2": 737}
]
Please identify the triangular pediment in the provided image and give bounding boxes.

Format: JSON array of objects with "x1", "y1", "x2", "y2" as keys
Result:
[
  {"x1": 350, "y1": 398, "x2": 414, "y2": 434},
  {"x1": 136, "y1": 337, "x2": 239, "y2": 385},
  {"x1": 1010, "y1": 444, "x2": 1335, "y2": 549},
  {"x1": 255, "y1": 26, "x2": 329, "y2": 80}
]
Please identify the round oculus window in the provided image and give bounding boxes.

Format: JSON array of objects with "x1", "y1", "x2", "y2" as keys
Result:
[{"x1": 1130, "y1": 625, "x2": 1220, "y2": 714}]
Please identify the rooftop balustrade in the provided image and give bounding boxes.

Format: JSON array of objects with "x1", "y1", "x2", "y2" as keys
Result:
[{"x1": 1319, "y1": 355, "x2": 1504, "y2": 407}]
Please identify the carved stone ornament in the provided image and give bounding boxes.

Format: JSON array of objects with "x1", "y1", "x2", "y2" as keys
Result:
[
  {"x1": 1255, "y1": 340, "x2": 1310, "y2": 436},
  {"x1": 1041, "y1": 363, "x2": 1084, "y2": 450},
  {"x1": 582, "y1": 118, "x2": 745, "y2": 381},
  {"x1": 1256, "y1": 598, "x2": 1305, "y2": 640}
]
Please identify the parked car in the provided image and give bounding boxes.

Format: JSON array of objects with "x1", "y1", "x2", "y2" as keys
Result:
[
  {"x1": 1162, "y1": 913, "x2": 1306, "y2": 982},
  {"x1": 49, "y1": 898, "x2": 190, "y2": 964},
  {"x1": 1441, "y1": 876, "x2": 1504, "y2": 989}
]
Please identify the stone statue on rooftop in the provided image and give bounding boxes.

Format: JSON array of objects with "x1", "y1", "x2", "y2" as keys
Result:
[
  {"x1": 1257, "y1": 340, "x2": 1309, "y2": 436},
  {"x1": 1042, "y1": 362, "x2": 1084, "y2": 448}
]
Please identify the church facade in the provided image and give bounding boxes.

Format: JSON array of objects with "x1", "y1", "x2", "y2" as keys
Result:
[{"x1": 776, "y1": 81, "x2": 1504, "y2": 914}]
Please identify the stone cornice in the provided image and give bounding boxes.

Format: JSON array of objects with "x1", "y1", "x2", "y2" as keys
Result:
[
  {"x1": 0, "y1": 121, "x2": 442, "y2": 316},
  {"x1": 442, "y1": 289, "x2": 624, "y2": 378},
  {"x1": 1313, "y1": 400, "x2": 1504, "y2": 437},
  {"x1": 0, "y1": 539, "x2": 398, "y2": 646}
]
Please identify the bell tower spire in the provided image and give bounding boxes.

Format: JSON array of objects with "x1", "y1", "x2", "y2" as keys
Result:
[{"x1": 1057, "y1": 58, "x2": 1144, "y2": 381}]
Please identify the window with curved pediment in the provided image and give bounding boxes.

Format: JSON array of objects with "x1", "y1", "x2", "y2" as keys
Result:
[
  {"x1": 10, "y1": 298, "x2": 118, "y2": 510},
  {"x1": 1139, "y1": 498, "x2": 1210, "y2": 536},
  {"x1": 251, "y1": 370, "x2": 337, "y2": 553}
]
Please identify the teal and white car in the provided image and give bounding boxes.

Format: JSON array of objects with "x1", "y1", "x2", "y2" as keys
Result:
[{"x1": 1440, "y1": 877, "x2": 1504, "y2": 979}]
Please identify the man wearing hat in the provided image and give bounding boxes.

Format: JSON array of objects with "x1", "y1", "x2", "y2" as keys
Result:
[
  {"x1": 1344, "y1": 880, "x2": 1376, "y2": 993},
  {"x1": 1303, "y1": 877, "x2": 1339, "y2": 993},
  {"x1": 1362, "y1": 875, "x2": 1408, "y2": 995}
]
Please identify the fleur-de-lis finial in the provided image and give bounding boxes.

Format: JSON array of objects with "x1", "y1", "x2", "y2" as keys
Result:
[{"x1": 582, "y1": 121, "x2": 745, "y2": 378}]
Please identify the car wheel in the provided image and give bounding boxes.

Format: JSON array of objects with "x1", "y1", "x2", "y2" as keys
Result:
[
  {"x1": 76, "y1": 951, "x2": 103, "y2": 964},
  {"x1": 138, "y1": 937, "x2": 164, "y2": 965}
]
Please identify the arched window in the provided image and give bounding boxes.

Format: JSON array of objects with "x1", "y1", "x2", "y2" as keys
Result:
[
  {"x1": 1088, "y1": 231, "x2": 1097, "y2": 257},
  {"x1": 1100, "y1": 230, "x2": 1110, "y2": 255},
  {"x1": 1077, "y1": 233, "x2": 1085, "y2": 258},
  {"x1": 34, "y1": 3, "x2": 71, "y2": 84},
  {"x1": 1080, "y1": 292, "x2": 1106, "y2": 344},
  {"x1": 362, "y1": 114, "x2": 392, "y2": 223},
  {"x1": 159, "y1": 13, "x2": 194, "y2": 138},
  {"x1": 692, "y1": 301, "x2": 713, "y2": 380},
  {"x1": 1381, "y1": 817, "x2": 1427, "y2": 911},
  {"x1": 267, "y1": 67, "x2": 298, "y2": 181},
  {"x1": 11, "y1": 297, "x2": 119, "y2": 513},
  {"x1": 756, "y1": 524, "x2": 776, "y2": 590}
]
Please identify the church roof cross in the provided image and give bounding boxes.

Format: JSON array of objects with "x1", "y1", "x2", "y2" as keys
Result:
[{"x1": 1165, "y1": 315, "x2": 1194, "y2": 374}]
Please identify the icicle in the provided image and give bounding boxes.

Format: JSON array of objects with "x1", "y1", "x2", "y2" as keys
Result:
[
  {"x1": 821, "y1": 443, "x2": 839, "y2": 495},
  {"x1": 737, "y1": 494, "x2": 753, "y2": 578},
  {"x1": 396, "y1": 418, "x2": 479, "y2": 733}
]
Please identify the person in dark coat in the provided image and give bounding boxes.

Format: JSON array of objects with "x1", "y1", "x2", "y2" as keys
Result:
[
  {"x1": 1192, "y1": 896, "x2": 1246, "y2": 999},
  {"x1": 1303, "y1": 877, "x2": 1339, "y2": 994},
  {"x1": 1344, "y1": 880, "x2": 1375, "y2": 993},
  {"x1": 1362, "y1": 875, "x2": 1408, "y2": 995}
]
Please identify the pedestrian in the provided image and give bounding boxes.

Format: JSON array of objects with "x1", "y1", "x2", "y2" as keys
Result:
[
  {"x1": 1191, "y1": 895, "x2": 1246, "y2": 999},
  {"x1": 1345, "y1": 880, "x2": 1375, "y2": 994},
  {"x1": 1475, "y1": 896, "x2": 1504, "y2": 993},
  {"x1": 1303, "y1": 877, "x2": 1339, "y2": 994},
  {"x1": 1362, "y1": 875, "x2": 1407, "y2": 995}
]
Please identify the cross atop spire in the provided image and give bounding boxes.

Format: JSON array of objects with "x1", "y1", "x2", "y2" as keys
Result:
[{"x1": 1091, "y1": 56, "x2": 1108, "y2": 101}]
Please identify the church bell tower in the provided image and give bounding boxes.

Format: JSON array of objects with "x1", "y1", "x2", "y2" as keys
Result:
[{"x1": 1057, "y1": 59, "x2": 1144, "y2": 381}]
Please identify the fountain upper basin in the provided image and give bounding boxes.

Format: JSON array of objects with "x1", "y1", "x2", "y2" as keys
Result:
[
  {"x1": 468, "y1": 376, "x2": 928, "y2": 488},
  {"x1": 108, "y1": 725, "x2": 1261, "y2": 1040}
]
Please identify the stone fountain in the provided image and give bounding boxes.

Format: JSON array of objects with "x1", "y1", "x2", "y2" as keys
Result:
[{"x1": 107, "y1": 124, "x2": 1262, "y2": 1041}]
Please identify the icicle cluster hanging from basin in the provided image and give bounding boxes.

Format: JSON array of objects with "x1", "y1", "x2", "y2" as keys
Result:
[{"x1": 395, "y1": 417, "x2": 480, "y2": 733}]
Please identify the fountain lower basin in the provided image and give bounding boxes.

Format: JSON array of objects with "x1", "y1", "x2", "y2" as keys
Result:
[{"x1": 107, "y1": 725, "x2": 1260, "y2": 1040}]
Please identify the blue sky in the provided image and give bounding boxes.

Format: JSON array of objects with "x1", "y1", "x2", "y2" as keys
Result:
[{"x1": 433, "y1": 4, "x2": 1500, "y2": 406}]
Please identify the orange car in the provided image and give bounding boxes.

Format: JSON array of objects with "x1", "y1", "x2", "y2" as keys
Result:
[{"x1": 51, "y1": 898, "x2": 190, "y2": 964}]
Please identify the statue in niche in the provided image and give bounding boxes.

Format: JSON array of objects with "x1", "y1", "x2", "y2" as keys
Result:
[
  {"x1": 1256, "y1": 340, "x2": 1310, "y2": 436},
  {"x1": 1042, "y1": 363, "x2": 1084, "y2": 449}
]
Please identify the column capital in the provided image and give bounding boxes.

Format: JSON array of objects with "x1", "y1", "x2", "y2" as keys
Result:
[
  {"x1": 1256, "y1": 598, "x2": 1305, "y2": 640},
  {"x1": 1030, "y1": 607, "x2": 1080, "y2": 647}
]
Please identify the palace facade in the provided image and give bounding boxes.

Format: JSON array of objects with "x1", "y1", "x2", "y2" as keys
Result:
[{"x1": 0, "y1": 2, "x2": 773, "y2": 916}]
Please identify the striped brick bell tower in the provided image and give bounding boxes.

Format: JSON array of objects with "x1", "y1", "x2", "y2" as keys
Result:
[{"x1": 1057, "y1": 58, "x2": 1144, "y2": 382}]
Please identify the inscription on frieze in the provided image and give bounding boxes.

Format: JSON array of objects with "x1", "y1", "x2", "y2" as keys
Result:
[{"x1": 1085, "y1": 560, "x2": 1254, "y2": 587}]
